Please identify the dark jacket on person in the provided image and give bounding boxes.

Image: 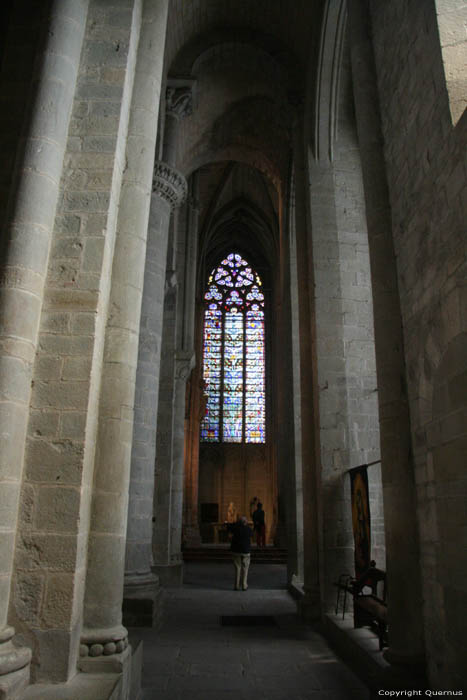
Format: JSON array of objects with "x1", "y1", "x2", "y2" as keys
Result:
[
  {"x1": 252, "y1": 508, "x2": 265, "y2": 530},
  {"x1": 227, "y1": 522, "x2": 253, "y2": 554}
]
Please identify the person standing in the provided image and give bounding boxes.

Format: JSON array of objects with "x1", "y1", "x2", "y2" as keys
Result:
[
  {"x1": 253, "y1": 502, "x2": 266, "y2": 548},
  {"x1": 227, "y1": 516, "x2": 253, "y2": 590}
]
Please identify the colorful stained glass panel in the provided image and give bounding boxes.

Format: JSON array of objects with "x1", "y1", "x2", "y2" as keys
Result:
[
  {"x1": 222, "y1": 309, "x2": 243, "y2": 442},
  {"x1": 245, "y1": 306, "x2": 265, "y2": 443},
  {"x1": 200, "y1": 306, "x2": 221, "y2": 441}
]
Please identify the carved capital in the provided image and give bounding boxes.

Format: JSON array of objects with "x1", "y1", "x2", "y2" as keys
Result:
[
  {"x1": 152, "y1": 161, "x2": 187, "y2": 211},
  {"x1": 174, "y1": 351, "x2": 195, "y2": 382},
  {"x1": 166, "y1": 84, "x2": 193, "y2": 120}
]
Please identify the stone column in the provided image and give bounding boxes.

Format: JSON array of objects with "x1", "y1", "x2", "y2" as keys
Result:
[
  {"x1": 123, "y1": 164, "x2": 187, "y2": 623},
  {"x1": 80, "y1": 0, "x2": 169, "y2": 674},
  {"x1": 348, "y1": 0, "x2": 425, "y2": 669},
  {"x1": 286, "y1": 172, "x2": 305, "y2": 586},
  {"x1": 151, "y1": 196, "x2": 197, "y2": 585},
  {"x1": 167, "y1": 351, "x2": 196, "y2": 572},
  {"x1": 0, "y1": 2, "x2": 89, "y2": 696},
  {"x1": 293, "y1": 117, "x2": 322, "y2": 622},
  {"x1": 148, "y1": 83, "x2": 195, "y2": 586},
  {"x1": 183, "y1": 313, "x2": 204, "y2": 548},
  {"x1": 170, "y1": 181, "x2": 200, "y2": 558}
]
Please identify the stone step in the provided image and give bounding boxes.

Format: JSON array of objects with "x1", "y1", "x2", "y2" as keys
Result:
[{"x1": 182, "y1": 547, "x2": 287, "y2": 564}]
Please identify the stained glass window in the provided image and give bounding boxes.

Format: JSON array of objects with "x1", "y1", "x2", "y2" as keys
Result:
[{"x1": 200, "y1": 253, "x2": 265, "y2": 443}]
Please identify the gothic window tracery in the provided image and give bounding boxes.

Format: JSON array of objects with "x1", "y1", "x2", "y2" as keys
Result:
[{"x1": 201, "y1": 253, "x2": 265, "y2": 443}]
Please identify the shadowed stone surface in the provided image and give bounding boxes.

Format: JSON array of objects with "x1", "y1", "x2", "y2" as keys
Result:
[{"x1": 133, "y1": 563, "x2": 370, "y2": 700}]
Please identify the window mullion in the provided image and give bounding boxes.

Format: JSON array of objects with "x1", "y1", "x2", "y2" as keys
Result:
[
  {"x1": 242, "y1": 309, "x2": 246, "y2": 442},
  {"x1": 220, "y1": 303, "x2": 225, "y2": 442}
]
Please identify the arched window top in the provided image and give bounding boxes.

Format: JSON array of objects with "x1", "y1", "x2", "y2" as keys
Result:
[
  {"x1": 201, "y1": 252, "x2": 266, "y2": 444},
  {"x1": 205, "y1": 252, "x2": 264, "y2": 306}
]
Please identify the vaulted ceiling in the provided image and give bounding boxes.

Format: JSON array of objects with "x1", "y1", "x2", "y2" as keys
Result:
[{"x1": 165, "y1": 0, "x2": 322, "y2": 77}]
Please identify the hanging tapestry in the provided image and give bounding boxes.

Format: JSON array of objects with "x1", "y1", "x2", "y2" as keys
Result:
[{"x1": 349, "y1": 465, "x2": 371, "y2": 578}]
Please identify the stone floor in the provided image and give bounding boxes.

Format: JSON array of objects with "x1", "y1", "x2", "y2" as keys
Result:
[{"x1": 133, "y1": 562, "x2": 371, "y2": 700}]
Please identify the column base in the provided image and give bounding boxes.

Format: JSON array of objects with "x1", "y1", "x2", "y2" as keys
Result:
[
  {"x1": 152, "y1": 563, "x2": 183, "y2": 587},
  {"x1": 299, "y1": 588, "x2": 321, "y2": 623},
  {"x1": 123, "y1": 572, "x2": 164, "y2": 628},
  {"x1": 79, "y1": 644, "x2": 130, "y2": 674},
  {"x1": 79, "y1": 645, "x2": 132, "y2": 700},
  {"x1": 0, "y1": 627, "x2": 31, "y2": 700},
  {"x1": 0, "y1": 667, "x2": 30, "y2": 700}
]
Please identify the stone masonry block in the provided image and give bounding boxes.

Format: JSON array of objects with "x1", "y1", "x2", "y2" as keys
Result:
[
  {"x1": 43, "y1": 288, "x2": 98, "y2": 313},
  {"x1": 51, "y1": 237, "x2": 84, "y2": 260},
  {"x1": 70, "y1": 312, "x2": 96, "y2": 335},
  {"x1": 28, "y1": 409, "x2": 60, "y2": 437},
  {"x1": 38, "y1": 334, "x2": 93, "y2": 356},
  {"x1": 71, "y1": 114, "x2": 120, "y2": 136},
  {"x1": 15, "y1": 532, "x2": 78, "y2": 572},
  {"x1": 48, "y1": 258, "x2": 80, "y2": 286},
  {"x1": 54, "y1": 214, "x2": 81, "y2": 235},
  {"x1": 82, "y1": 237, "x2": 105, "y2": 272},
  {"x1": 34, "y1": 486, "x2": 81, "y2": 533},
  {"x1": 13, "y1": 570, "x2": 44, "y2": 625},
  {"x1": 85, "y1": 169, "x2": 114, "y2": 190},
  {"x1": 19, "y1": 482, "x2": 36, "y2": 528},
  {"x1": 76, "y1": 271, "x2": 101, "y2": 291},
  {"x1": 41, "y1": 312, "x2": 71, "y2": 334},
  {"x1": 84, "y1": 40, "x2": 130, "y2": 68},
  {"x1": 33, "y1": 356, "x2": 62, "y2": 380},
  {"x1": 83, "y1": 134, "x2": 118, "y2": 152},
  {"x1": 32, "y1": 380, "x2": 89, "y2": 411},
  {"x1": 63, "y1": 191, "x2": 110, "y2": 213},
  {"x1": 62, "y1": 357, "x2": 92, "y2": 380},
  {"x1": 76, "y1": 83, "x2": 124, "y2": 101},
  {"x1": 42, "y1": 572, "x2": 75, "y2": 628},
  {"x1": 25, "y1": 437, "x2": 84, "y2": 485},
  {"x1": 59, "y1": 412, "x2": 87, "y2": 439},
  {"x1": 65, "y1": 152, "x2": 115, "y2": 170}
]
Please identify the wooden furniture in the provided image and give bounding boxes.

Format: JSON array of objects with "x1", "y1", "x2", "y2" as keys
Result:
[
  {"x1": 334, "y1": 573, "x2": 355, "y2": 619},
  {"x1": 334, "y1": 563, "x2": 388, "y2": 650},
  {"x1": 352, "y1": 564, "x2": 387, "y2": 650}
]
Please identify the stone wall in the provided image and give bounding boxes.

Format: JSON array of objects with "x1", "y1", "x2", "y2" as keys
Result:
[
  {"x1": 307, "y1": 44, "x2": 383, "y2": 611},
  {"x1": 370, "y1": 0, "x2": 467, "y2": 688}
]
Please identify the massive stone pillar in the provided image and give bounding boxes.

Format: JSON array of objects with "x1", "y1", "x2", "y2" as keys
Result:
[
  {"x1": 80, "y1": 0, "x2": 169, "y2": 677},
  {"x1": 122, "y1": 81, "x2": 195, "y2": 614},
  {"x1": 347, "y1": 0, "x2": 425, "y2": 669},
  {"x1": 123, "y1": 163, "x2": 187, "y2": 621},
  {"x1": 0, "y1": 2, "x2": 89, "y2": 696}
]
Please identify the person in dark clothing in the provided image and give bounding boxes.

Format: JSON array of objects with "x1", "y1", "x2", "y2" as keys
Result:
[
  {"x1": 227, "y1": 515, "x2": 253, "y2": 590},
  {"x1": 252, "y1": 502, "x2": 266, "y2": 547}
]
